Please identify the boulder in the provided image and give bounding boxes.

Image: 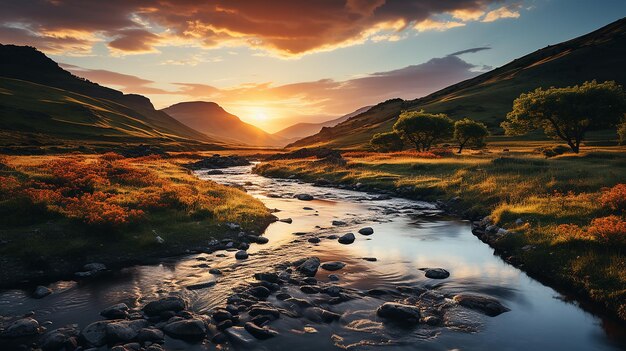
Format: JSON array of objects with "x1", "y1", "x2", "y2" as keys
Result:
[
  {"x1": 376, "y1": 302, "x2": 421, "y2": 324},
  {"x1": 137, "y1": 328, "x2": 164, "y2": 343},
  {"x1": 321, "y1": 262, "x2": 346, "y2": 271},
  {"x1": 297, "y1": 257, "x2": 321, "y2": 276},
  {"x1": 101, "y1": 303, "x2": 130, "y2": 319},
  {"x1": 80, "y1": 321, "x2": 109, "y2": 347},
  {"x1": 243, "y1": 322, "x2": 278, "y2": 340},
  {"x1": 163, "y1": 319, "x2": 207, "y2": 340},
  {"x1": 235, "y1": 250, "x2": 249, "y2": 260},
  {"x1": 453, "y1": 294, "x2": 510, "y2": 317},
  {"x1": 105, "y1": 320, "x2": 147, "y2": 343},
  {"x1": 338, "y1": 233, "x2": 355, "y2": 244},
  {"x1": 308, "y1": 237, "x2": 321, "y2": 243},
  {"x1": 295, "y1": 194, "x2": 314, "y2": 201},
  {"x1": 40, "y1": 326, "x2": 79, "y2": 351},
  {"x1": 358, "y1": 227, "x2": 374, "y2": 235},
  {"x1": 331, "y1": 220, "x2": 347, "y2": 226},
  {"x1": 1, "y1": 318, "x2": 40, "y2": 338},
  {"x1": 33, "y1": 285, "x2": 52, "y2": 299},
  {"x1": 142, "y1": 296, "x2": 186, "y2": 316},
  {"x1": 279, "y1": 218, "x2": 293, "y2": 224},
  {"x1": 303, "y1": 307, "x2": 341, "y2": 323},
  {"x1": 423, "y1": 268, "x2": 450, "y2": 279}
]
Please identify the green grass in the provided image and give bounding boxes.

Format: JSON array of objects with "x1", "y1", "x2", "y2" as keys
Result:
[
  {"x1": 0, "y1": 77, "x2": 219, "y2": 150},
  {"x1": 0, "y1": 154, "x2": 273, "y2": 286},
  {"x1": 254, "y1": 145, "x2": 626, "y2": 321}
]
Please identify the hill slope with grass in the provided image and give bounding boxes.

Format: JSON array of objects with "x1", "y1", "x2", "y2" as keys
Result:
[
  {"x1": 162, "y1": 101, "x2": 285, "y2": 147},
  {"x1": 273, "y1": 105, "x2": 372, "y2": 141},
  {"x1": 289, "y1": 17, "x2": 626, "y2": 149},
  {"x1": 0, "y1": 44, "x2": 219, "y2": 150}
]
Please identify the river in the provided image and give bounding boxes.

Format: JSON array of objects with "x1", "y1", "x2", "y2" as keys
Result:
[{"x1": 0, "y1": 164, "x2": 624, "y2": 350}]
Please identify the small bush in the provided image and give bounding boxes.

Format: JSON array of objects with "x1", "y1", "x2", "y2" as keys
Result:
[
  {"x1": 600, "y1": 183, "x2": 626, "y2": 211},
  {"x1": 587, "y1": 215, "x2": 626, "y2": 245},
  {"x1": 540, "y1": 145, "x2": 570, "y2": 158}
]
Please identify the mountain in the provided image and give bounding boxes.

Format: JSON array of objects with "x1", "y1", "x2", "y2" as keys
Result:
[
  {"x1": 162, "y1": 101, "x2": 286, "y2": 147},
  {"x1": 273, "y1": 106, "x2": 373, "y2": 141},
  {"x1": 0, "y1": 44, "x2": 219, "y2": 149},
  {"x1": 289, "y1": 17, "x2": 626, "y2": 149}
]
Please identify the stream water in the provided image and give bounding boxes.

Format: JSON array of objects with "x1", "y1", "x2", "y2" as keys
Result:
[{"x1": 0, "y1": 164, "x2": 624, "y2": 350}]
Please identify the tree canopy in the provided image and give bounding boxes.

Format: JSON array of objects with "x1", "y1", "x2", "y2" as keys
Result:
[
  {"x1": 393, "y1": 111, "x2": 453, "y2": 151},
  {"x1": 370, "y1": 131, "x2": 403, "y2": 152},
  {"x1": 502, "y1": 80, "x2": 626, "y2": 153},
  {"x1": 453, "y1": 118, "x2": 489, "y2": 153}
]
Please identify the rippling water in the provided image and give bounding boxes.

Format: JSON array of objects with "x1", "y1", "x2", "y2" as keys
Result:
[{"x1": 1, "y1": 164, "x2": 624, "y2": 350}]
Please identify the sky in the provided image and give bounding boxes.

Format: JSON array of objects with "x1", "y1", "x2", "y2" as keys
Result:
[{"x1": 1, "y1": 0, "x2": 625, "y2": 133}]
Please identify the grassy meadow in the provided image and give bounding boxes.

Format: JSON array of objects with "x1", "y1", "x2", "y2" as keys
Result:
[
  {"x1": 0, "y1": 153, "x2": 272, "y2": 286},
  {"x1": 254, "y1": 143, "x2": 626, "y2": 320}
]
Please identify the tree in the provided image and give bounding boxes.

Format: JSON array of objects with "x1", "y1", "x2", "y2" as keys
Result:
[
  {"x1": 501, "y1": 80, "x2": 626, "y2": 153},
  {"x1": 618, "y1": 122, "x2": 626, "y2": 145},
  {"x1": 370, "y1": 131, "x2": 403, "y2": 152},
  {"x1": 454, "y1": 118, "x2": 489, "y2": 153},
  {"x1": 393, "y1": 111, "x2": 453, "y2": 151}
]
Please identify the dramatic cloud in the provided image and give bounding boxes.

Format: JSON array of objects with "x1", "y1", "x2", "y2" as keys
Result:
[
  {"x1": 61, "y1": 64, "x2": 170, "y2": 94},
  {"x1": 482, "y1": 6, "x2": 521, "y2": 22},
  {"x1": 0, "y1": 0, "x2": 522, "y2": 57}
]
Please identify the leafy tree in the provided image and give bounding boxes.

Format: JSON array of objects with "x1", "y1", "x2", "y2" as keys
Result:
[
  {"x1": 393, "y1": 111, "x2": 453, "y2": 151},
  {"x1": 618, "y1": 122, "x2": 626, "y2": 145},
  {"x1": 502, "y1": 80, "x2": 626, "y2": 153},
  {"x1": 370, "y1": 131, "x2": 403, "y2": 152},
  {"x1": 453, "y1": 118, "x2": 489, "y2": 153}
]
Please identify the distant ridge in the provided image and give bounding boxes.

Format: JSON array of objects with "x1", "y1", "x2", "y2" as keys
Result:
[
  {"x1": 289, "y1": 17, "x2": 626, "y2": 149},
  {"x1": 162, "y1": 101, "x2": 286, "y2": 147},
  {"x1": 273, "y1": 105, "x2": 372, "y2": 141}
]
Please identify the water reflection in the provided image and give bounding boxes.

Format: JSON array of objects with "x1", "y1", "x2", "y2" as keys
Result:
[{"x1": 0, "y1": 164, "x2": 623, "y2": 350}]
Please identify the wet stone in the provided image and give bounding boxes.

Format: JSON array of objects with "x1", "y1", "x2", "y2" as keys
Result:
[
  {"x1": 142, "y1": 296, "x2": 186, "y2": 316},
  {"x1": 423, "y1": 268, "x2": 450, "y2": 279},
  {"x1": 163, "y1": 319, "x2": 207, "y2": 340},
  {"x1": 247, "y1": 286, "x2": 271, "y2": 299},
  {"x1": 453, "y1": 294, "x2": 510, "y2": 317},
  {"x1": 100, "y1": 303, "x2": 129, "y2": 319},
  {"x1": 321, "y1": 261, "x2": 346, "y2": 271},
  {"x1": 297, "y1": 257, "x2": 321, "y2": 277},
  {"x1": 377, "y1": 302, "x2": 421, "y2": 324},
  {"x1": 243, "y1": 322, "x2": 278, "y2": 339},
  {"x1": 358, "y1": 227, "x2": 374, "y2": 235},
  {"x1": 338, "y1": 233, "x2": 355, "y2": 244}
]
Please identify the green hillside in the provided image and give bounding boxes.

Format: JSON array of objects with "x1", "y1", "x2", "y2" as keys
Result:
[
  {"x1": 0, "y1": 44, "x2": 220, "y2": 151},
  {"x1": 289, "y1": 17, "x2": 626, "y2": 149}
]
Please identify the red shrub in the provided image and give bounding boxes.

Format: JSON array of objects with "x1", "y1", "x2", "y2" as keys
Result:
[
  {"x1": 587, "y1": 215, "x2": 626, "y2": 245},
  {"x1": 554, "y1": 223, "x2": 593, "y2": 241},
  {"x1": 65, "y1": 191, "x2": 144, "y2": 226},
  {"x1": 600, "y1": 184, "x2": 626, "y2": 211}
]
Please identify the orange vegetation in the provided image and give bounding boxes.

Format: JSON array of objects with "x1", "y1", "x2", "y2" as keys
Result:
[{"x1": 0, "y1": 154, "x2": 225, "y2": 227}]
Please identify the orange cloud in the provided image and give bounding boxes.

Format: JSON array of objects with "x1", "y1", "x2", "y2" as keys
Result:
[{"x1": 0, "y1": 0, "x2": 522, "y2": 57}]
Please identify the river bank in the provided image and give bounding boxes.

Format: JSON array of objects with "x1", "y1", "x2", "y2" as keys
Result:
[
  {"x1": 252, "y1": 147, "x2": 626, "y2": 323},
  {"x1": 0, "y1": 153, "x2": 274, "y2": 289},
  {"x1": 2, "y1": 163, "x2": 624, "y2": 350}
]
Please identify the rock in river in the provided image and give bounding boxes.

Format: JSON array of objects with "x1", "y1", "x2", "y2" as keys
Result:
[
  {"x1": 235, "y1": 250, "x2": 249, "y2": 260},
  {"x1": 376, "y1": 302, "x2": 421, "y2": 324},
  {"x1": 105, "y1": 320, "x2": 148, "y2": 343},
  {"x1": 332, "y1": 220, "x2": 347, "y2": 226},
  {"x1": 295, "y1": 193, "x2": 314, "y2": 201},
  {"x1": 142, "y1": 296, "x2": 186, "y2": 316},
  {"x1": 453, "y1": 294, "x2": 510, "y2": 316},
  {"x1": 297, "y1": 257, "x2": 321, "y2": 276},
  {"x1": 423, "y1": 268, "x2": 450, "y2": 279},
  {"x1": 163, "y1": 319, "x2": 207, "y2": 340},
  {"x1": 80, "y1": 321, "x2": 109, "y2": 347},
  {"x1": 40, "y1": 326, "x2": 79, "y2": 351},
  {"x1": 1, "y1": 318, "x2": 40, "y2": 338},
  {"x1": 244, "y1": 322, "x2": 278, "y2": 340},
  {"x1": 338, "y1": 233, "x2": 355, "y2": 244},
  {"x1": 33, "y1": 285, "x2": 52, "y2": 299},
  {"x1": 101, "y1": 303, "x2": 129, "y2": 319},
  {"x1": 358, "y1": 227, "x2": 374, "y2": 235},
  {"x1": 321, "y1": 261, "x2": 346, "y2": 271}
]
